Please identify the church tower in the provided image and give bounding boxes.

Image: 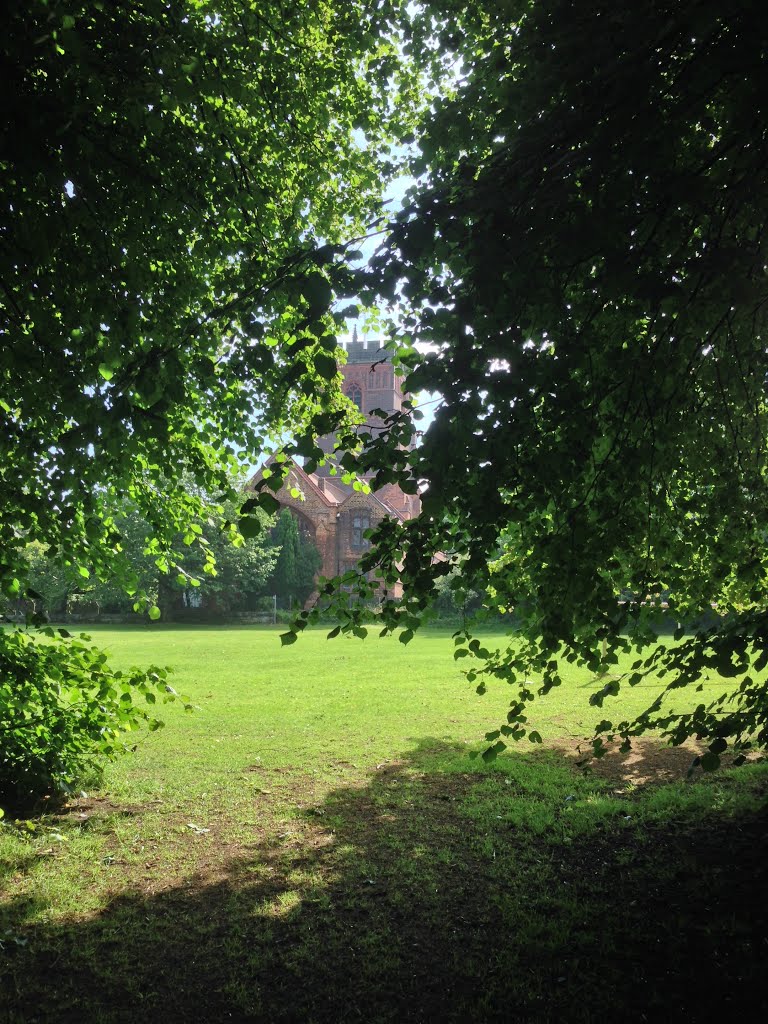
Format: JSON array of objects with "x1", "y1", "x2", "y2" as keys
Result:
[
  {"x1": 316, "y1": 333, "x2": 404, "y2": 469},
  {"x1": 247, "y1": 335, "x2": 420, "y2": 600}
]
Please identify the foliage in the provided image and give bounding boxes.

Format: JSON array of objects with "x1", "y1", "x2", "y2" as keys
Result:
[
  {"x1": 268, "y1": 510, "x2": 322, "y2": 608},
  {"x1": 8, "y1": 0, "x2": 766, "y2": 797},
  {"x1": 19, "y1": 512, "x2": 160, "y2": 617},
  {"x1": 430, "y1": 565, "x2": 486, "y2": 623},
  {"x1": 2, "y1": 0, "x2": 414, "y2": 601},
  {"x1": 25, "y1": 543, "x2": 73, "y2": 617},
  {"x1": 1, "y1": 0, "x2": 418, "y2": 803},
  {"x1": 157, "y1": 485, "x2": 279, "y2": 616},
  {"x1": 200, "y1": 516, "x2": 279, "y2": 613},
  {"x1": 0, "y1": 626, "x2": 189, "y2": 813},
  {"x1": 6, "y1": 490, "x2": 279, "y2": 619},
  {"x1": 299, "y1": 0, "x2": 768, "y2": 765}
]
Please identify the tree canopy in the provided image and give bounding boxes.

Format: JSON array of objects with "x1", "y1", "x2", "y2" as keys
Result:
[
  {"x1": 3, "y1": 0, "x2": 768, "y2": 808},
  {"x1": 13, "y1": 489, "x2": 278, "y2": 619},
  {"x1": 2, "y1": 0, "x2": 414, "y2": 603},
  {"x1": 1, "y1": 0, "x2": 416, "y2": 808},
  {"x1": 307, "y1": 0, "x2": 768, "y2": 767}
]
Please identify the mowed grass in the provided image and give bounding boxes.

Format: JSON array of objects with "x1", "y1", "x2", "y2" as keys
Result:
[{"x1": 1, "y1": 626, "x2": 767, "y2": 1023}]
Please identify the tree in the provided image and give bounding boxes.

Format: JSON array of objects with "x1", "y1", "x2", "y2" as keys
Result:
[
  {"x1": 158, "y1": 487, "x2": 279, "y2": 616},
  {"x1": 268, "y1": 510, "x2": 321, "y2": 609},
  {"x1": 2, "y1": 0, "x2": 415, "y2": 600},
  {"x1": 1, "y1": 0, "x2": 418, "y2": 808},
  {"x1": 15, "y1": 490, "x2": 278, "y2": 619},
  {"x1": 199, "y1": 516, "x2": 279, "y2": 614},
  {"x1": 271, "y1": 512, "x2": 299, "y2": 607},
  {"x1": 18, "y1": 544, "x2": 72, "y2": 618},
  {"x1": 6, "y1": 0, "x2": 765, "y2": 809},
  {"x1": 294, "y1": 529, "x2": 323, "y2": 607},
  {"x1": 303, "y1": 0, "x2": 768, "y2": 767}
]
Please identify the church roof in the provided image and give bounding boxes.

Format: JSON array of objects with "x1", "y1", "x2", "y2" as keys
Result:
[
  {"x1": 315, "y1": 477, "x2": 346, "y2": 503},
  {"x1": 255, "y1": 458, "x2": 408, "y2": 520}
]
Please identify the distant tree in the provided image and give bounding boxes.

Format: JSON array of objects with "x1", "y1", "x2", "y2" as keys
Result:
[
  {"x1": 294, "y1": 529, "x2": 323, "y2": 608},
  {"x1": 159, "y1": 491, "x2": 278, "y2": 615},
  {"x1": 209, "y1": 527, "x2": 280, "y2": 613},
  {"x1": 270, "y1": 512, "x2": 299, "y2": 608},
  {"x1": 268, "y1": 511, "x2": 321, "y2": 608},
  {"x1": 14, "y1": 490, "x2": 278, "y2": 619},
  {"x1": 431, "y1": 566, "x2": 485, "y2": 623},
  {"x1": 25, "y1": 544, "x2": 71, "y2": 617}
]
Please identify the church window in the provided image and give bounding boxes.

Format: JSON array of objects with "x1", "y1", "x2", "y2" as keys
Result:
[
  {"x1": 346, "y1": 384, "x2": 363, "y2": 410},
  {"x1": 351, "y1": 512, "x2": 370, "y2": 551}
]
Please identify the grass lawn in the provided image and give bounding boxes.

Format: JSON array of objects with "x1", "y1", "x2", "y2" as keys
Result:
[{"x1": 1, "y1": 626, "x2": 767, "y2": 1022}]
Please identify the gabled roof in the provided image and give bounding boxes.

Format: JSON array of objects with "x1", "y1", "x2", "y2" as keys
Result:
[
  {"x1": 248, "y1": 458, "x2": 337, "y2": 508},
  {"x1": 315, "y1": 478, "x2": 346, "y2": 503},
  {"x1": 335, "y1": 487, "x2": 407, "y2": 521},
  {"x1": 249, "y1": 457, "x2": 409, "y2": 520}
]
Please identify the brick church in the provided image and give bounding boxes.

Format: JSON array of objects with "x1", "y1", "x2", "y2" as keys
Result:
[{"x1": 247, "y1": 336, "x2": 420, "y2": 598}]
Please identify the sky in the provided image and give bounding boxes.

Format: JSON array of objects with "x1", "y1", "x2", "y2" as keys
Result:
[{"x1": 337, "y1": 165, "x2": 440, "y2": 435}]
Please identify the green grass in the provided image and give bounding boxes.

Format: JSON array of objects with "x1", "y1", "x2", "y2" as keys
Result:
[{"x1": 1, "y1": 626, "x2": 766, "y2": 1022}]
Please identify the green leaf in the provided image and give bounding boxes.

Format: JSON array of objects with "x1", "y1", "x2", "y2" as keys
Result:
[
  {"x1": 148, "y1": 606, "x2": 161, "y2": 621},
  {"x1": 398, "y1": 629, "x2": 414, "y2": 645},
  {"x1": 98, "y1": 364, "x2": 114, "y2": 381},
  {"x1": 259, "y1": 493, "x2": 281, "y2": 515},
  {"x1": 481, "y1": 740, "x2": 506, "y2": 762},
  {"x1": 300, "y1": 273, "x2": 333, "y2": 313},
  {"x1": 239, "y1": 516, "x2": 262, "y2": 539},
  {"x1": 315, "y1": 352, "x2": 338, "y2": 381},
  {"x1": 280, "y1": 631, "x2": 297, "y2": 646}
]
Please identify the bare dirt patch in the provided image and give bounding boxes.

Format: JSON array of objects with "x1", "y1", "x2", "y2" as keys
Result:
[{"x1": 553, "y1": 735, "x2": 707, "y2": 787}]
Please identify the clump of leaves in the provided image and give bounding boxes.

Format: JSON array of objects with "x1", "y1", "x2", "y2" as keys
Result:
[
  {"x1": 0, "y1": 626, "x2": 189, "y2": 815},
  {"x1": 303, "y1": 0, "x2": 768, "y2": 766}
]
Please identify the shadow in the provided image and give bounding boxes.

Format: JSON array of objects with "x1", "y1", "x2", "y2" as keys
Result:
[
  {"x1": 1, "y1": 740, "x2": 766, "y2": 1023},
  {"x1": 553, "y1": 735, "x2": 709, "y2": 787}
]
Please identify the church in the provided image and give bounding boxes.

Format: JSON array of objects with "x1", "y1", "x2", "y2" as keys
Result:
[{"x1": 246, "y1": 335, "x2": 420, "y2": 599}]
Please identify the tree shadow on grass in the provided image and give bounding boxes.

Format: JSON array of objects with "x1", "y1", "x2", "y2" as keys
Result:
[
  {"x1": 553, "y1": 735, "x2": 708, "y2": 787},
  {"x1": 1, "y1": 740, "x2": 767, "y2": 1023}
]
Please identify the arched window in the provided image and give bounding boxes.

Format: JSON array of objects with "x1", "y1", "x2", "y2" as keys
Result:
[{"x1": 346, "y1": 384, "x2": 363, "y2": 410}]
